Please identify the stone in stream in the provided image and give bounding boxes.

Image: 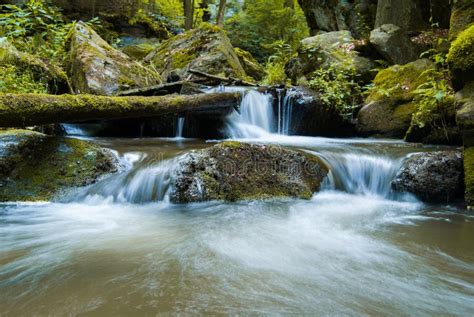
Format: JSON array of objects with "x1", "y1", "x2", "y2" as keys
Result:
[
  {"x1": 66, "y1": 21, "x2": 161, "y2": 95},
  {"x1": 391, "y1": 150, "x2": 464, "y2": 203},
  {"x1": 0, "y1": 129, "x2": 119, "y2": 202},
  {"x1": 169, "y1": 142, "x2": 329, "y2": 203}
]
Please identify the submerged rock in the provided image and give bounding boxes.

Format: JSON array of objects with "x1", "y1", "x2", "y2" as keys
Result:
[
  {"x1": 145, "y1": 24, "x2": 248, "y2": 82},
  {"x1": 357, "y1": 59, "x2": 435, "y2": 138},
  {"x1": 170, "y1": 142, "x2": 328, "y2": 203},
  {"x1": 391, "y1": 151, "x2": 464, "y2": 203},
  {"x1": 370, "y1": 24, "x2": 420, "y2": 65},
  {"x1": 0, "y1": 129, "x2": 118, "y2": 201},
  {"x1": 66, "y1": 21, "x2": 161, "y2": 95}
]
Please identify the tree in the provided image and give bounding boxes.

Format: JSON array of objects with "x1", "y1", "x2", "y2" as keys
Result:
[
  {"x1": 183, "y1": 0, "x2": 194, "y2": 30},
  {"x1": 216, "y1": 0, "x2": 226, "y2": 26},
  {"x1": 200, "y1": 0, "x2": 211, "y2": 22}
]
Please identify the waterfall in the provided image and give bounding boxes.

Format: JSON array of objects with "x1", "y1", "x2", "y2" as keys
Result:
[
  {"x1": 276, "y1": 90, "x2": 293, "y2": 135},
  {"x1": 175, "y1": 117, "x2": 185, "y2": 139},
  {"x1": 316, "y1": 151, "x2": 406, "y2": 198},
  {"x1": 226, "y1": 89, "x2": 275, "y2": 138}
]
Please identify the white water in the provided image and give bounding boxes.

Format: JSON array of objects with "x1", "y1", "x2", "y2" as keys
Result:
[
  {"x1": 276, "y1": 89, "x2": 293, "y2": 135},
  {"x1": 175, "y1": 117, "x2": 185, "y2": 139}
]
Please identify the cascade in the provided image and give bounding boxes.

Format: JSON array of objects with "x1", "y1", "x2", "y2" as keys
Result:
[
  {"x1": 175, "y1": 117, "x2": 185, "y2": 139},
  {"x1": 276, "y1": 90, "x2": 293, "y2": 135}
]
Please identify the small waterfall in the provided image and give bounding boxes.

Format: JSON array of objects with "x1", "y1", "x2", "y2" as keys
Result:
[
  {"x1": 72, "y1": 159, "x2": 176, "y2": 203},
  {"x1": 316, "y1": 152, "x2": 404, "y2": 198},
  {"x1": 226, "y1": 90, "x2": 275, "y2": 138},
  {"x1": 276, "y1": 89, "x2": 293, "y2": 135},
  {"x1": 175, "y1": 117, "x2": 185, "y2": 139}
]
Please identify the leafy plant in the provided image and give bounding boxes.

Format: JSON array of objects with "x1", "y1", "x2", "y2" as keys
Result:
[
  {"x1": 262, "y1": 40, "x2": 293, "y2": 85},
  {"x1": 0, "y1": 64, "x2": 48, "y2": 93}
]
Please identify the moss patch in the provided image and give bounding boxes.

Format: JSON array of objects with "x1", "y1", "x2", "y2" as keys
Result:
[
  {"x1": 447, "y1": 24, "x2": 474, "y2": 89},
  {"x1": 464, "y1": 146, "x2": 474, "y2": 208},
  {"x1": 0, "y1": 130, "x2": 117, "y2": 201}
]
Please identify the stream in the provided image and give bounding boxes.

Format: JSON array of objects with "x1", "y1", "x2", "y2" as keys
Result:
[{"x1": 1, "y1": 89, "x2": 473, "y2": 315}]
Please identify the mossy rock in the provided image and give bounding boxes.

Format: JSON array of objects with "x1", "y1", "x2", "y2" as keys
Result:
[
  {"x1": 234, "y1": 47, "x2": 265, "y2": 81},
  {"x1": 456, "y1": 81, "x2": 474, "y2": 131},
  {"x1": 122, "y1": 43, "x2": 156, "y2": 60},
  {"x1": 449, "y1": 0, "x2": 474, "y2": 41},
  {"x1": 169, "y1": 142, "x2": 329, "y2": 203},
  {"x1": 144, "y1": 23, "x2": 247, "y2": 81},
  {"x1": 447, "y1": 24, "x2": 474, "y2": 90},
  {"x1": 0, "y1": 130, "x2": 118, "y2": 201},
  {"x1": 464, "y1": 146, "x2": 474, "y2": 208},
  {"x1": 66, "y1": 21, "x2": 161, "y2": 96}
]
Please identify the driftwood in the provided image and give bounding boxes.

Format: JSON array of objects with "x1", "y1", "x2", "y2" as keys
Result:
[
  {"x1": 0, "y1": 92, "x2": 242, "y2": 127},
  {"x1": 188, "y1": 69, "x2": 258, "y2": 87}
]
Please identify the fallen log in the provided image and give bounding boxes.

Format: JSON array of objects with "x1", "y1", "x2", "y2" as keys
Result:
[{"x1": 0, "y1": 92, "x2": 242, "y2": 127}]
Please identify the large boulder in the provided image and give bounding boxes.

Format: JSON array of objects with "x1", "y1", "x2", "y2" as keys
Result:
[
  {"x1": 450, "y1": 0, "x2": 474, "y2": 40},
  {"x1": 391, "y1": 151, "x2": 464, "y2": 203},
  {"x1": 286, "y1": 31, "x2": 375, "y2": 83},
  {"x1": 144, "y1": 24, "x2": 248, "y2": 82},
  {"x1": 234, "y1": 47, "x2": 265, "y2": 81},
  {"x1": 357, "y1": 59, "x2": 435, "y2": 138},
  {"x1": 0, "y1": 130, "x2": 118, "y2": 201},
  {"x1": 66, "y1": 21, "x2": 161, "y2": 96},
  {"x1": 370, "y1": 24, "x2": 420, "y2": 65},
  {"x1": 447, "y1": 24, "x2": 474, "y2": 90},
  {"x1": 169, "y1": 142, "x2": 329, "y2": 203},
  {"x1": 297, "y1": 0, "x2": 377, "y2": 37}
]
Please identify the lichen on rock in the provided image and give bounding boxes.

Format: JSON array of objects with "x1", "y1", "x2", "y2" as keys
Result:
[{"x1": 169, "y1": 142, "x2": 328, "y2": 203}]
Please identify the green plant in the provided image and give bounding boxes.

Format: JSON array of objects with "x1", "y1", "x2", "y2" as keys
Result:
[
  {"x1": 0, "y1": 64, "x2": 48, "y2": 93},
  {"x1": 262, "y1": 40, "x2": 292, "y2": 85},
  {"x1": 307, "y1": 63, "x2": 362, "y2": 120}
]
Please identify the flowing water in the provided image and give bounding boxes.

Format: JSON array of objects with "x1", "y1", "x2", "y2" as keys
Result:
[{"x1": 1, "y1": 90, "x2": 473, "y2": 315}]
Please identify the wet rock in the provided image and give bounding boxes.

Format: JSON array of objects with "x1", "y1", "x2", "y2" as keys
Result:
[
  {"x1": 170, "y1": 142, "x2": 328, "y2": 203},
  {"x1": 286, "y1": 31, "x2": 376, "y2": 83},
  {"x1": 66, "y1": 21, "x2": 161, "y2": 95},
  {"x1": 370, "y1": 24, "x2": 420, "y2": 65},
  {"x1": 391, "y1": 150, "x2": 464, "y2": 203},
  {"x1": 0, "y1": 129, "x2": 118, "y2": 201},
  {"x1": 357, "y1": 59, "x2": 435, "y2": 138},
  {"x1": 234, "y1": 47, "x2": 265, "y2": 81},
  {"x1": 145, "y1": 24, "x2": 247, "y2": 82}
]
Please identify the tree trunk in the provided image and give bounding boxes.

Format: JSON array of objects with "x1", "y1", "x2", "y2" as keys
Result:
[
  {"x1": 0, "y1": 93, "x2": 242, "y2": 127},
  {"x1": 200, "y1": 0, "x2": 211, "y2": 22},
  {"x1": 183, "y1": 0, "x2": 194, "y2": 30},
  {"x1": 216, "y1": 0, "x2": 226, "y2": 26}
]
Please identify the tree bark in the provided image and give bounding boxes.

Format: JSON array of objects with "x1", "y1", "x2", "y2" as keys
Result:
[
  {"x1": 0, "y1": 92, "x2": 242, "y2": 127},
  {"x1": 216, "y1": 0, "x2": 226, "y2": 26},
  {"x1": 183, "y1": 0, "x2": 194, "y2": 30}
]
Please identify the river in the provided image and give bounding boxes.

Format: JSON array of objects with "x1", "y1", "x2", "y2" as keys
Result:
[{"x1": 0, "y1": 90, "x2": 473, "y2": 315}]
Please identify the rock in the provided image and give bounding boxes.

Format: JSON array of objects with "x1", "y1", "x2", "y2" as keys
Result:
[
  {"x1": 0, "y1": 129, "x2": 118, "y2": 201},
  {"x1": 370, "y1": 24, "x2": 420, "y2": 65},
  {"x1": 287, "y1": 31, "x2": 376, "y2": 83},
  {"x1": 464, "y1": 147, "x2": 474, "y2": 209},
  {"x1": 66, "y1": 21, "x2": 161, "y2": 96},
  {"x1": 169, "y1": 142, "x2": 328, "y2": 203},
  {"x1": 297, "y1": 0, "x2": 377, "y2": 37},
  {"x1": 447, "y1": 25, "x2": 474, "y2": 90},
  {"x1": 391, "y1": 150, "x2": 464, "y2": 203},
  {"x1": 145, "y1": 24, "x2": 247, "y2": 82},
  {"x1": 450, "y1": 0, "x2": 474, "y2": 40},
  {"x1": 122, "y1": 42, "x2": 156, "y2": 60},
  {"x1": 234, "y1": 47, "x2": 265, "y2": 81},
  {"x1": 357, "y1": 59, "x2": 435, "y2": 138},
  {"x1": 456, "y1": 81, "x2": 474, "y2": 135}
]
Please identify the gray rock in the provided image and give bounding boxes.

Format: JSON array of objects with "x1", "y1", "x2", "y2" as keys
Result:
[
  {"x1": 391, "y1": 151, "x2": 464, "y2": 202},
  {"x1": 370, "y1": 24, "x2": 420, "y2": 65}
]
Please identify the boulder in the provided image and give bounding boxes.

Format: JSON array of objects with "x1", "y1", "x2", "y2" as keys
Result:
[
  {"x1": 66, "y1": 21, "x2": 161, "y2": 96},
  {"x1": 169, "y1": 142, "x2": 329, "y2": 203},
  {"x1": 370, "y1": 24, "x2": 420, "y2": 65},
  {"x1": 447, "y1": 25, "x2": 474, "y2": 90},
  {"x1": 121, "y1": 42, "x2": 156, "y2": 60},
  {"x1": 449, "y1": 0, "x2": 474, "y2": 40},
  {"x1": 0, "y1": 130, "x2": 118, "y2": 201},
  {"x1": 464, "y1": 147, "x2": 474, "y2": 209},
  {"x1": 234, "y1": 47, "x2": 265, "y2": 81},
  {"x1": 144, "y1": 24, "x2": 247, "y2": 82},
  {"x1": 357, "y1": 59, "x2": 435, "y2": 138},
  {"x1": 286, "y1": 31, "x2": 376, "y2": 83},
  {"x1": 391, "y1": 151, "x2": 464, "y2": 203}
]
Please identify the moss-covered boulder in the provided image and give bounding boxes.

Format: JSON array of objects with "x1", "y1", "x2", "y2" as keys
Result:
[
  {"x1": 449, "y1": 0, "x2": 474, "y2": 41},
  {"x1": 122, "y1": 42, "x2": 156, "y2": 60},
  {"x1": 447, "y1": 24, "x2": 474, "y2": 90},
  {"x1": 464, "y1": 146, "x2": 474, "y2": 209},
  {"x1": 357, "y1": 59, "x2": 435, "y2": 138},
  {"x1": 234, "y1": 47, "x2": 265, "y2": 81},
  {"x1": 66, "y1": 21, "x2": 161, "y2": 96},
  {"x1": 0, "y1": 130, "x2": 118, "y2": 201},
  {"x1": 370, "y1": 24, "x2": 420, "y2": 65},
  {"x1": 391, "y1": 150, "x2": 464, "y2": 203},
  {"x1": 169, "y1": 142, "x2": 329, "y2": 203},
  {"x1": 286, "y1": 31, "x2": 375, "y2": 83},
  {"x1": 144, "y1": 24, "x2": 247, "y2": 82}
]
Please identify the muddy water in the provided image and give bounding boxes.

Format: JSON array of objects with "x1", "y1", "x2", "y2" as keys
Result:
[{"x1": 0, "y1": 137, "x2": 473, "y2": 315}]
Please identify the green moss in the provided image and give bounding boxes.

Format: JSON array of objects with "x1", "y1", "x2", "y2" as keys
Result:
[
  {"x1": 447, "y1": 24, "x2": 474, "y2": 88},
  {"x1": 449, "y1": 0, "x2": 474, "y2": 40},
  {"x1": 464, "y1": 146, "x2": 474, "y2": 208},
  {"x1": 0, "y1": 130, "x2": 117, "y2": 201}
]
